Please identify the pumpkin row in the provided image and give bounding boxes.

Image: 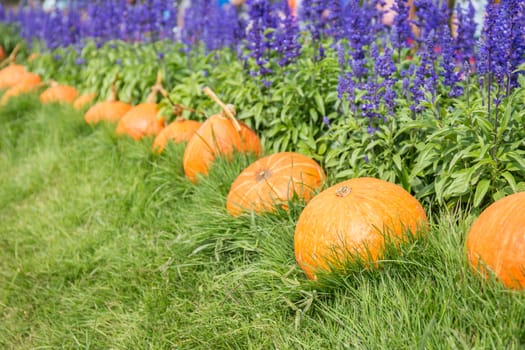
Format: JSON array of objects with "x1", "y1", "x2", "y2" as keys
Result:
[{"x1": 1, "y1": 63, "x2": 523, "y2": 290}]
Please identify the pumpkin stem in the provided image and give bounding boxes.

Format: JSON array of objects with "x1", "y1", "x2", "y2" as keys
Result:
[
  {"x1": 256, "y1": 169, "x2": 272, "y2": 182},
  {"x1": 156, "y1": 86, "x2": 206, "y2": 118},
  {"x1": 108, "y1": 73, "x2": 119, "y2": 102},
  {"x1": 336, "y1": 186, "x2": 351, "y2": 197},
  {"x1": 0, "y1": 43, "x2": 21, "y2": 68},
  {"x1": 203, "y1": 86, "x2": 241, "y2": 132},
  {"x1": 146, "y1": 71, "x2": 163, "y2": 104}
]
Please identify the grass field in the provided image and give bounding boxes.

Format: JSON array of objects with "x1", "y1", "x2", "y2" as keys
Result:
[{"x1": 0, "y1": 95, "x2": 524, "y2": 349}]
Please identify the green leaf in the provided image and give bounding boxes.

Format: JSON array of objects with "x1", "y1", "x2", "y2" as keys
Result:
[
  {"x1": 309, "y1": 108, "x2": 318, "y2": 122},
  {"x1": 314, "y1": 92, "x2": 326, "y2": 116},
  {"x1": 473, "y1": 179, "x2": 491, "y2": 208},
  {"x1": 501, "y1": 171, "x2": 517, "y2": 191},
  {"x1": 443, "y1": 168, "x2": 475, "y2": 198},
  {"x1": 392, "y1": 154, "x2": 402, "y2": 172},
  {"x1": 505, "y1": 151, "x2": 525, "y2": 169}
]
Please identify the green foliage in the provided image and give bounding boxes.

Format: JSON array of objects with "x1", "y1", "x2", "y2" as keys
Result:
[
  {"x1": 0, "y1": 23, "x2": 21, "y2": 54},
  {"x1": 322, "y1": 74, "x2": 525, "y2": 210}
]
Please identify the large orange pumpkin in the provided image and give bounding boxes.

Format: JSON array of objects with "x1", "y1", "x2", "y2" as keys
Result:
[
  {"x1": 115, "y1": 74, "x2": 166, "y2": 140},
  {"x1": 183, "y1": 108, "x2": 262, "y2": 182},
  {"x1": 294, "y1": 177, "x2": 428, "y2": 280},
  {"x1": 84, "y1": 83, "x2": 131, "y2": 124},
  {"x1": 40, "y1": 84, "x2": 78, "y2": 104},
  {"x1": 466, "y1": 192, "x2": 525, "y2": 289},
  {"x1": 115, "y1": 103, "x2": 166, "y2": 140},
  {"x1": 0, "y1": 72, "x2": 41, "y2": 105},
  {"x1": 73, "y1": 93, "x2": 97, "y2": 110},
  {"x1": 226, "y1": 152, "x2": 326, "y2": 216},
  {"x1": 152, "y1": 118, "x2": 202, "y2": 153},
  {"x1": 0, "y1": 64, "x2": 27, "y2": 90},
  {"x1": 183, "y1": 87, "x2": 262, "y2": 182}
]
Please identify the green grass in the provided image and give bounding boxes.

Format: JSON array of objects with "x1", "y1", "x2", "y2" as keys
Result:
[{"x1": 0, "y1": 94, "x2": 524, "y2": 349}]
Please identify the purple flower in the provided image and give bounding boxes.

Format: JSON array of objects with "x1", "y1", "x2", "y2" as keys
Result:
[
  {"x1": 478, "y1": 1, "x2": 512, "y2": 86},
  {"x1": 455, "y1": 0, "x2": 477, "y2": 63},
  {"x1": 245, "y1": 0, "x2": 274, "y2": 77},
  {"x1": 274, "y1": 1, "x2": 301, "y2": 67},
  {"x1": 508, "y1": 0, "x2": 525, "y2": 88},
  {"x1": 411, "y1": 31, "x2": 438, "y2": 112},
  {"x1": 374, "y1": 43, "x2": 397, "y2": 112},
  {"x1": 441, "y1": 25, "x2": 463, "y2": 97},
  {"x1": 413, "y1": 0, "x2": 449, "y2": 41},
  {"x1": 300, "y1": 0, "x2": 325, "y2": 41},
  {"x1": 325, "y1": 0, "x2": 345, "y2": 40},
  {"x1": 390, "y1": 0, "x2": 414, "y2": 50}
]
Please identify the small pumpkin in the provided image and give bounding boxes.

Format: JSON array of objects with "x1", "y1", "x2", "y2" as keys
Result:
[
  {"x1": 466, "y1": 192, "x2": 525, "y2": 289},
  {"x1": 0, "y1": 64, "x2": 27, "y2": 90},
  {"x1": 0, "y1": 72, "x2": 41, "y2": 105},
  {"x1": 183, "y1": 87, "x2": 262, "y2": 182},
  {"x1": 84, "y1": 81, "x2": 131, "y2": 124},
  {"x1": 294, "y1": 177, "x2": 428, "y2": 280},
  {"x1": 153, "y1": 118, "x2": 202, "y2": 153},
  {"x1": 40, "y1": 83, "x2": 78, "y2": 104},
  {"x1": 226, "y1": 152, "x2": 326, "y2": 216},
  {"x1": 115, "y1": 73, "x2": 166, "y2": 140},
  {"x1": 73, "y1": 92, "x2": 97, "y2": 110}
]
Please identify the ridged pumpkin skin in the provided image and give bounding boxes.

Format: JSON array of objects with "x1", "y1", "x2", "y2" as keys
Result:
[
  {"x1": 466, "y1": 192, "x2": 525, "y2": 289},
  {"x1": 40, "y1": 85, "x2": 78, "y2": 104},
  {"x1": 0, "y1": 64, "x2": 26, "y2": 89},
  {"x1": 183, "y1": 115, "x2": 262, "y2": 182},
  {"x1": 85, "y1": 101, "x2": 132, "y2": 124},
  {"x1": 152, "y1": 119, "x2": 202, "y2": 153},
  {"x1": 0, "y1": 73, "x2": 41, "y2": 105},
  {"x1": 227, "y1": 152, "x2": 326, "y2": 216},
  {"x1": 294, "y1": 177, "x2": 428, "y2": 280},
  {"x1": 115, "y1": 103, "x2": 166, "y2": 140},
  {"x1": 73, "y1": 93, "x2": 97, "y2": 110}
]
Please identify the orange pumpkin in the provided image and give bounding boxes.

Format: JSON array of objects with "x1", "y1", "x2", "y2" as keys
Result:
[
  {"x1": 115, "y1": 103, "x2": 166, "y2": 139},
  {"x1": 0, "y1": 72, "x2": 42, "y2": 105},
  {"x1": 152, "y1": 118, "x2": 202, "y2": 153},
  {"x1": 183, "y1": 87, "x2": 262, "y2": 182},
  {"x1": 226, "y1": 152, "x2": 326, "y2": 216},
  {"x1": 85, "y1": 100, "x2": 132, "y2": 124},
  {"x1": 183, "y1": 109, "x2": 262, "y2": 182},
  {"x1": 73, "y1": 93, "x2": 97, "y2": 110},
  {"x1": 115, "y1": 74, "x2": 166, "y2": 140},
  {"x1": 466, "y1": 192, "x2": 525, "y2": 289},
  {"x1": 40, "y1": 84, "x2": 78, "y2": 104},
  {"x1": 294, "y1": 177, "x2": 428, "y2": 280},
  {"x1": 0, "y1": 64, "x2": 27, "y2": 90},
  {"x1": 84, "y1": 82, "x2": 131, "y2": 124},
  {"x1": 0, "y1": 45, "x2": 5, "y2": 61}
]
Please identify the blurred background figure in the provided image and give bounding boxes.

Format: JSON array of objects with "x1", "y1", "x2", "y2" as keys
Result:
[
  {"x1": 289, "y1": 0, "x2": 298, "y2": 16},
  {"x1": 218, "y1": 0, "x2": 245, "y2": 7},
  {"x1": 42, "y1": 0, "x2": 69, "y2": 12}
]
